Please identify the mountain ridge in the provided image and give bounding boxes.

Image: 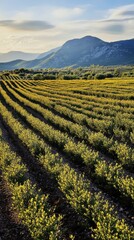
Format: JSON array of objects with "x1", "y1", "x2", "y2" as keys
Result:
[
  {"x1": 0, "y1": 36, "x2": 134, "y2": 70},
  {"x1": 0, "y1": 51, "x2": 40, "y2": 63}
]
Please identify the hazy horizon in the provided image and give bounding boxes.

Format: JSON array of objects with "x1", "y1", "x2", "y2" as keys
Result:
[{"x1": 0, "y1": 0, "x2": 134, "y2": 53}]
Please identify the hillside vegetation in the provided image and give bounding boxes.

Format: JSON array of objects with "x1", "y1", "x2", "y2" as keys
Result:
[{"x1": 0, "y1": 65, "x2": 134, "y2": 81}]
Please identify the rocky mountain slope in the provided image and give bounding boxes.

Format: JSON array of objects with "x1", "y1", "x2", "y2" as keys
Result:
[{"x1": 0, "y1": 36, "x2": 134, "y2": 70}]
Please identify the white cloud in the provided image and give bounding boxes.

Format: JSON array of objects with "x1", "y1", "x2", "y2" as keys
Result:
[
  {"x1": 0, "y1": 20, "x2": 54, "y2": 31},
  {"x1": 11, "y1": 5, "x2": 87, "y2": 24},
  {"x1": 51, "y1": 7, "x2": 85, "y2": 20},
  {"x1": 107, "y1": 4, "x2": 134, "y2": 20},
  {"x1": 0, "y1": 4, "x2": 133, "y2": 53}
]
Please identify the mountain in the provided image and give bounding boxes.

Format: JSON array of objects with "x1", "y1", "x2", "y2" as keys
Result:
[
  {"x1": 0, "y1": 51, "x2": 39, "y2": 63},
  {"x1": 37, "y1": 36, "x2": 134, "y2": 68},
  {"x1": 0, "y1": 36, "x2": 134, "y2": 70},
  {"x1": 37, "y1": 47, "x2": 61, "y2": 59}
]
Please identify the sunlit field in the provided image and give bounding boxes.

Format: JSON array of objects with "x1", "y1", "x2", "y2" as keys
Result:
[{"x1": 0, "y1": 78, "x2": 134, "y2": 239}]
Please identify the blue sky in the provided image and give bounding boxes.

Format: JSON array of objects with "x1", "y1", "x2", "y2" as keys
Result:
[{"x1": 0, "y1": 0, "x2": 134, "y2": 52}]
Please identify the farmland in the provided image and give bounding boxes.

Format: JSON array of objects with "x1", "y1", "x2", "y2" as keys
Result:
[{"x1": 0, "y1": 77, "x2": 134, "y2": 239}]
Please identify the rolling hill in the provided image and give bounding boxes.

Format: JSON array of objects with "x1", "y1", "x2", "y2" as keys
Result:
[{"x1": 0, "y1": 51, "x2": 39, "y2": 63}]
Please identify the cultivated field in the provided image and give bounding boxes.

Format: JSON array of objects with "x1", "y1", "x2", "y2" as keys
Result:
[{"x1": 0, "y1": 78, "x2": 134, "y2": 239}]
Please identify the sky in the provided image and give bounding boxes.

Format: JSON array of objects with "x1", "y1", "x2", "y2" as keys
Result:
[{"x1": 0, "y1": 0, "x2": 134, "y2": 53}]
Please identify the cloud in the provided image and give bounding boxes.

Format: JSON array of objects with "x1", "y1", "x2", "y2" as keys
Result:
[
  {"x1": 108, "y1": 4, "x2": 134, "y2": 20},
  {"x1": 54, "y1": 4, "x2": 134, "y2": 41},
  {"x1": 0, "y1": 20, "x2": 14, "y2": 25},
  {"x1": 51, "y1": 7, "x2": 85, "y2": 21},
  {"x1": 0, "y1": 4, "x2": 133, "y2": 53},
  {"x1": 103, "y1": 24, "x2": 125, "y2": 34},
  {"x1": 101, "y1": 17, "x2": 134, "y2": 23},
  {"x1": 120, "y1": 10, "x2": 134, "y2": 17},
  {"x1": 99, "y1": 4, "x2": 134, "y2": 26},
  {"x1": 0, "y1": 20, "x2": 54, "y2": 31}
]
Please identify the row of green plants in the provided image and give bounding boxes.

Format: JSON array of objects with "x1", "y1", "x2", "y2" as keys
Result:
[
  {"x1": 13, "y1": 79, "x2": 134, "y2": 111},
  {"x1": 13, "y1": 80, "x2": 134, "y2": 143},
  {"x1": 0, "y1": 130, "x2": 62, "y2": 240},
  {"x1": 14, "y1": 80, "x2": 134, "y2": 137},
  {"x1": 1, "y1": 87, "x2": 134, "y2": 206},
  {"x1": 0, "y1": 74, "x2": 20, "y2": 81},
  {"x1": 18, "y1": 78, "x2": 134, "y2": 94},
  {"x1": 0, "y1": 106, "x2": 133, "y2": 239},
  {"x1": 70, "y1": 88, "x2": 134, "y2": 100},
  {"x1": 28, "y1": 81, "x2": 134, "y2": 108},
  {"x1": 14, "y1": 80, "x2": 134, "y2": 128},
  {"x1": 6, "y1": 80, "x2": 134, "y2": 147},
  {"x1": 5, "y1": 81, "x2": 133, "y2": 167},
  {"x1": 47, "y1": 95, "x2": 134, "y2": 123}
]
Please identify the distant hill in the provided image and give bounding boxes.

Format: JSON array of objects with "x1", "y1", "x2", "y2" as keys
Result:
[
  {"x1": 0, "y1": 51, "x2": 39, "y2": 63},
  {"x1": 37, "y1": 47, "x2": 61, "y2": 59},
  {"x1": 0, "y1": 36, "x2": 134, "y2": 70}
]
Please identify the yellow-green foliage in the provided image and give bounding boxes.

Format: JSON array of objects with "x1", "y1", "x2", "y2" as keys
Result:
[
  {"x1": 0, "y1": 77, "x2": 134, "y2": 239},
  {"x1": 13, "y1": 181, "x2": 62, "y2": 240},
  {"x1": 0, "y1": 135, "x2": 62, "y2": 240},
  {"x1": 92, "y1": 194, "x2": 134, "y2": 240}
]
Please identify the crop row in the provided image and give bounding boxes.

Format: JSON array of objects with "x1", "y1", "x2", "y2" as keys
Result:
[
  {"x1": 14, "y1": 80, "x2": 134, "y2": 128},
  {"x1": 0, "y1": 102, "x2": 134, "y2": 239},
  {"x1": 15, "y1": 80, "x2": 134, "y2": 114},
  {"x1": 4, "y1": 81, "x2": 134, "y2": 167},
  {"x1": 22, "y1": 80, "x2": 134, "y2": 108},
  {"x1": 0, "y1": 129, "x2": 62, "y2": 240},
  {"x1": 1, "y1": 85, "x2": 134, "y2": 207}
]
